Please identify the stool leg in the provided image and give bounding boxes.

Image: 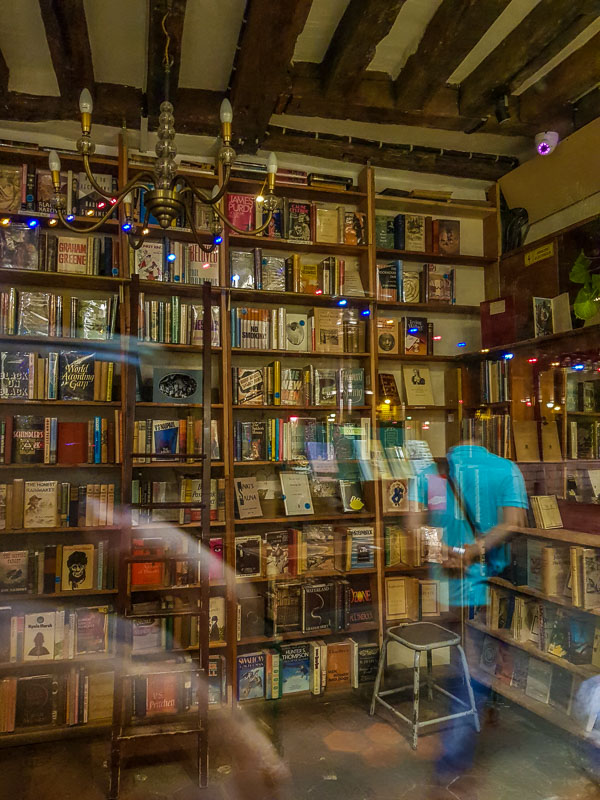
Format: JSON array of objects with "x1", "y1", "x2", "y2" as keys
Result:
[
  {"x1": 426, "y1": 650, "x2": 433, "y2": 701},
  {"x1": 457, "y1": 644, "x2": 480, "y2": 733},
  {"x1": 370, "y1": 637, "x2": 387, "y2": 716},
  {"x1": 412, "y1": 650, "x2": 420, "y2": 750}
]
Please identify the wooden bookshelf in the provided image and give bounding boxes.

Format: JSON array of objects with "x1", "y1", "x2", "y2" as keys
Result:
[{"x1": 375, "y1": 248, "x2": 494, "y2": 268}]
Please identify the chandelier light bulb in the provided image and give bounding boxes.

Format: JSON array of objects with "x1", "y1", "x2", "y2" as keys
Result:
[
  {"x1": 211, "y1": 184, "x2": 220, "y2": 199},
  {"x1": 79, "y1": 88, "x2": 93, "y2": 114},
  {"x1": 220, "y1": 98, "x2": 233, "y2": 124},
  {"x1": 267, "y1": 152, "x2": 278, "y2": 174},
  {"x1": 48, "y1": 150, "x2": 61, "y2": 172}
]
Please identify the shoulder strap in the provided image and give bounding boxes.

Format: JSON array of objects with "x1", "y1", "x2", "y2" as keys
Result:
[{"x1": 445, "y1": 473, "x2": 481, "y2": 538}]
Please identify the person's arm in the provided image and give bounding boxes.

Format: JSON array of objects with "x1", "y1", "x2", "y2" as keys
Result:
[{"x1": 460, "y1": 505, "x2": 526, "y2": 566}]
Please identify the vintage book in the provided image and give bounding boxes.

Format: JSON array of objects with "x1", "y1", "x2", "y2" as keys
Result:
[
  {"x1": 18, "y1": 291, "x2": 51, "y2": 336},
  {"x1": 87, "y1": 672, "x2": 115, "y2": 721},
  {"x1": 76, "y1": 606, "x2": 109, "y2": 654},
  {"x1": 0, "y1": 550, "x2": 28, "y2": 592},
  {"x1": 12, "y1": 415, "x2": 45, "y2": 464},
  {"x1": 235, "y1": 535, "x2": 262, "y2": 577},
  {"x1": 285, "y1": 313, "x2": 309, "y2": 351},
  {"x1": 424, "y1": 264, "x2": 454, "y2": 303},
  {"x1": 134, "y1": 240, "x2": 164, "y2": 281},
  {"x1": 525, "y1": 658, "x2": 552, "y2": 704},
  {"x1": 346, "y1": 526, "x2": 375, "y2": 568},
  {"x1": 300, "y1": 525, "x2": 335, "y2": 573},
  {"x1": 236, "y1": 594, "x2": 264, "y2": 640},
  {"x1": 402, "y1": 271, "x2": 421, "y2": 303},
  {"x1": 375, "y1": 215, "x2": 395, "y2": 249},
  {"x1": 378, "y1": 373, "x2": 401, "y2": 405},
  {"x1": 348, "y1": 576, "x2": 374, "y2": 625},
  {"x1": 230, "y1": 249, "x2": 256, "y2": 289},
  {"x1": 208, "y1": 656, "x2": 226, "y2": 705},
  {"x1": 280, "y1": 642, "x2": 310, "y2": 694},
  {"x1": 146, "y1": 673, "x2": 178, "y2": 715},
  {"x1": 382, "y1": 478, "x2": 410, "y2": 514},
  {"x1": 377, "y1": 319, "x2": 399, "y2": 355},
  {"x1": 533, "y1": 293, "x2": 572, "y2": 337},
  {"x1": 402, "y1": 365, "x2": 434, "y2": 405},
  {"x1": 16, "y1": 675, "x2": 56, "y2": 727},
  {"x1": 353, "y1": 641, "x2": 379, "y2": 685},
  {"x1": 56, "y1": 236, "x2": 88, "y2": 274},
  {"x1": 541, "y1": 545, "x2": 570, "y2": 597},
  {"x1": 311, "y1": 308, "x2": 344, "y2": 353},
  {"x1": 61, "y1": 543, "x2": 95, "y2": 591},
  {"x1": 0, "y1": 351, "x2": 33, "y2": 400},
  {"x1": 327, "y1": 641, "x2": 352, "y2": 688},
  {"x1": 530, "y1": 496, "x2": 563, "y2": 529},
  {"x1": 235, "y1": 367, "x2": 265, "y2": 405},
  {"x1": 512, "y1": 420, "x2": 541, "y2": 462},
  {"x1": 582, "y1": 548, "x2": 600, "y2": 609},
  {"x1": 265, "y1": 530, "x2": 293, "y2": 577},
  {"x1": 385, "y1": 577, "x2": 408, "y2": 621},
  {"x1": 0, "y1": 224, "x2": 39, "y2": 270},
  {"x1": 280, "y1": 472, "x2": 314, "y2": 516},
  {"x1": 405, "y1": 215, "x2": 425, "y2": 251},
  {"x1": 233, "y1": 477, "x2": 262, "y2": 519},
  {"x1": 152, "y1": 420, "x2": 179, "y2": 460},
  {"x1": 526, "y1": 538, "x2": 544, "y2": 591},
  {"x1": 376, "y1": 262, "x2": 400, "y2": 301},
  {"x1": 261, "y1": 255, "x2": 286, "y2": 291},
  {"x1": 479, "y1": 635, "x2": 500, "y2": 675},
  {"x1": 343, "y1": 211, "x2": 366, "y2": 245},
  {"x1": 287, "y1": 200, "x2": 312, "y2": 243},
  {"x1": 57, "y1": 422, "x2": 87, "y2": 464},
  {"x1": 226, "y1": 194, "x2": 255, "y2": 232},
  {"x1": 541, "y1": 421, "x2": 562, "y2": 462},
  {"x1": 0, "y1": 165, "x2": 23, "y2": 212},
  {"x1": 236, "y1": 651, "x2": 265, "y2": 700},
  {"x1": 403, "y1": 316, "x2": 428, "y2": 356},
  {"x1": 59, "y1": 351, "x2": 95, "y2": 401},
  {"x1": 152, "y1": 368, "x2": 203, "y2": 404},
  {"x1": 302, "y1": 583, "x2": 332, "y2": 632},
  {"x1": 24, "y1": 612, "x2": 55, "y2": 661},
  {"x1": 209, "y1": 595, "x2": 226, "y2": 642},
  {"x1": 434, "y1": 219, "x2": 460, "y2": 255},
  {"x1": 23, "y1": 480, "x2": 58, "y2": 528}
]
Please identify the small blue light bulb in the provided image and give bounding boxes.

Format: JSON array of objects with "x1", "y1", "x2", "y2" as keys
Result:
[
  {"x1": 121, "y1": 222, "x2": 132, "y2": 232},
  {"x1": 66, "y1": 214, "x2": 75, "y2": 222},
  {"x1": 167, "y1": 253, "x2": 176, "y2": 262},
  {"x1": 503, "y1": 353, "x2": 514, "y2": 360},
  {"x1": 337, "y1": 298, "x2": 348, "y2": 307},
  {"x1": 214, "y1": 235, "x2": 223, "y2": 245},
  {"x1": 457, "y1": 341, "x2": 466, "y2": 348},
  {"x1": 27, "y1": 218, "x2": 39, "y2": 228},
  {"x1": 360, "y1": 309, "x2": 370, "y2": 317}
]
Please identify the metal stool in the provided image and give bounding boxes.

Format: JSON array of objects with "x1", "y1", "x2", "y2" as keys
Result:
[{"x1": 370, "y1": 621, "x2": 480, "y2": 749}]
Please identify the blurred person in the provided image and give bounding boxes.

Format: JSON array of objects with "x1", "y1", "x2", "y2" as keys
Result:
[{"x1": 409, "y1": 438, "x2": 528, "y2": 785}]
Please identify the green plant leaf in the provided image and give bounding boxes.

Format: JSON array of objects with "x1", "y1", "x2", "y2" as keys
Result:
[
  {"x1": 591, "y1": 273, "x2": 600, "y2": 295},
  {"x1": 570, "y1": 250, "x2": 592, "y2": 284},
  {"x1": 573, "y1": 284, "x2": 599, "y2": 320}
]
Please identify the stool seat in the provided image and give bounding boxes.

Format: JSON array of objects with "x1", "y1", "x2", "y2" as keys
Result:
[
  {"x1": 388, "y1": 622, "x2": 460, "y2": 651},
  {"x1": 370, "y1": 621, "x2": 480, "y2": 749}
]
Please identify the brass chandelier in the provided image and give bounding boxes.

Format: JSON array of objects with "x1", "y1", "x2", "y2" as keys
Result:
[{"x1": 48, "y1": 2, "x2": 277, "y2": 254}]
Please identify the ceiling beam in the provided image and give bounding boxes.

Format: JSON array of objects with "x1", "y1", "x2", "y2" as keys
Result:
[
  {"x1": 520, "y1": 31, "x2": 600, "y2": 123},
  {"x1": 146, "y1": 0, "x2": 187, "y2": 118},
  {"x1": 264, "y1": 125, "x2": 517, "y2": 181},
  {"x1": 459, "y1": 0, "x2": 600, "y2": 118},
  {"x1": 395, "y1": 0, "x2": 511, "y2": 111},
  {"x1": 284, "y1": 65, "x2": 541, "y2": 137},
  {"x1": 574, "y1": 86, "x2": 600, "y2": 130},
  {"x1": 229, "y1": 0, "x2": 312, "y2": 145},
  {"x1": 38, "y1": 0, "x2": 94, "y2": 107},
  {"x1": 321, "y1": 0, "x2": 406, "y2": 97},
  {"x1": 0, "y1": 48, "x2": 8, "y2": 98}
]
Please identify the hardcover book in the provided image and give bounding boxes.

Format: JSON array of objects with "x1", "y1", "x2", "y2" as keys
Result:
[
  {"x1": 377, "y1": 319, "x2": 399, "y2": 354},
  {"x1": 56, "y1": 236, "x2": 88, "y2": 274},
  {"x1": 146, "y1": 673, "x2": 178, "y2": 715},
  {"x1": 355, "y1": 642, "x2": 379, "y2": 684},
  {"x1": 59, "y1": 351, "x2": 95, "y2": 401},
  {"x1": 301, "y1": 525, "x2": 335, "y2": 572},
  {"x1": 280, "y1": 472, "x2": 314, "y2": 516},
  {"x1": 285, "y1": 313, "x2": 308, "y2": 351},
  {"x1": 76, "y1": 606, "x2": 110, "y2": 654},
  {"x1": 236, "y1": 651, "x2": 265, "y2": 700},
  {"x1": 302, "y1": 583, "x2": 332, "y2": 632},
  {"x1": 280, "y1": 642, "x2": 310, "y2": 694},
  {"x1": 0, "y1": 165, "x2": 23, "y2": 212},
  {"x1": 76, "y1": 298, "x2": 110, "y2": 340},
  {"x1": 0, "y1": 352, "x2": 32, "y2": 399},
  {"x1": 435, "y1": 219, "x2": 460, "y2": 255},
  {"x1": 18, "y1": 292, "x2": 51, "y2": 336},
  {"x1": 312, "y1": 308, "x2": 344, "y2": 353},
  {"x1": 152, "y1": 420, "x2": 179, "y2": 460},
  {"x1": 382, "y1": 478, "x2": 410, "y2": 513},
  {"x1": 16, "y1": 675, "x2": 56, "y2": 727},
  {"x1": 233, "y1": 477, "x2": 263, "y2": 519},
  {"x1": 236, "y1": 594, "x2": 264, "y2": 639},
  {"x1": 209, "y1": 595, "x2": 226, "y2": 642},
  {"x1": 0, "y1": 224, "x2": 39, "y2": 270},
  {"x1": 230, "y1": 249, "x2": 255, "y2": 289},
  {"x1": 265, "y1": 529, "x2": 292, "y2": 577},
  {"x1": 0, "y1": 550, "x2": 28, "y2": 592},
  {"x1": 23, "y1": 480, "x2": 58, "y2": 529},
  {"x1": 376, "y1": 262, "x2": 399, "y2": 301},
  {"x1": 403, "y1": 316, "x2": 428, "y2": 356},
  {"x1": 402, "y1": 271, "x2": 421, "y2": 303},
  {"x1": 402, "y1": 365, "x2": 434, "y2": 405},
  {"x1": 348, "y1": 577, "x2": 374, "y2": 625},
  {"x1": 261, "y1": 255, "x2": 286, "y2": 291},
  {"x1": 378, "y1": 373, "x2": 401, "y2": 405},
  {"x1": 236, "y1": 367, "x2": 265, "y2": 404},
  {"x1": 375, "y1": 215, "x2": 395, "y2": 249},
  {"x1": 152, "y1": 368, "x2": 203, "y2": 404},
  {"x1": 235, "y1": 535, "x2": 262, "y2": 576},
  {"x1": 344, "y1": 211, "x2": 366, "y2": 245},
  {"x1": 287, "y1": 201, "x2": 312, "y2": 243},
  {"x1": 61, "y1": 544, "x2": 95, "y2": 591},
  {"x1": 405, "y1": 215, "x2": 425, "y2": 251},
  {"x1": 326, "y1": 641, "x2": 352, "y2": 688},
  {"x1": 226, "y1": 193, "x2": 255, "y2": 232},
  {"x1": 346, "y1": 526, "x2": 375, "y2": 568},
  {"x1": 134, "y1": 240, "x2": 164, "y2": 281},
  {"x1": 23, "y1": 612, "x2": 56, "y2": 661},
  {"x1": 12, "y1": 415, "x2": 45, "y2": 463},
  {"x1": 525, "y1": 657, "x2": 552, "y2": 704}
]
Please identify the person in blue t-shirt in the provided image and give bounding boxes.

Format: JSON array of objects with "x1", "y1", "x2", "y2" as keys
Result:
[{"x1": 409, "y1": 442, "x2": 528, "y2": 785}]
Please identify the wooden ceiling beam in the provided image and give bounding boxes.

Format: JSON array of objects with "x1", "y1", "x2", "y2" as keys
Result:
[
  {"x1": 229, "y1": 0, "x2": 312, "y2": 145},
  {"x1": 574, "y1": 86, "x2": 600, "y2": 130},
  {"x1": 520, "y1": 31, "x2": 600, "y2": 123},
  {"x1": 264, "y1": 125, "x2": 517, "y2": 181},
  {"x1": 146, "y1": 0, "x2": 187, "y2": 118},
  {"x1": 321, "y1": 0, "x2": 406, "y2": 96},
  {"x1": 38, "y1": 0, "x2": 94, "y2": 108},
  {"x1": 0, "y1": 48, "x2": 8, "y2": 98},
  {"x1": 395, "y1": 0, "x2": 511, "y2": 111},
  {"x1": 285, "y1": 66, "x2": 541, "y2": 137},
  {"x1": 459, "y1": 0, "x2": 600, "y2": 118}
]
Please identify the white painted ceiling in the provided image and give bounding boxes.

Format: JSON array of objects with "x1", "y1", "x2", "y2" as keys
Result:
[
  {"x1": 292, "y1": 0, "x2": 349, "y2": 63},
  {"x1": 0, "y1": 0, "x2": 59, "y2": 95},
  {"x1": 84, "y1": 0, "x2": 147, "y2": 88}
]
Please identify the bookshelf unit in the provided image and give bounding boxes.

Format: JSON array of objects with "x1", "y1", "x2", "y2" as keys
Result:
[{"x1": 3, "y1": 135, "x2": 597, "y2": 775}]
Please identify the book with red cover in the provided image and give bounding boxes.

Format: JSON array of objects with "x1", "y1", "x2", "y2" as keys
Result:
[
  {"x1": 145, "y1": 673, "x2": 178, "y2": 715},
  {"x1": 226, "y1": 193, "x2": 255, "y2": 232},
  {"x1": 209, "y1": 537, "x2": 224, "y2": 581},
  {"x1": 57, "y1": 422, "x2": 88, "y2": 464},
  {"x1": 480, "y1": 297, "x2": 517, "y2": 349},
  {"x1": 130, "y1": 538, "x2": 164, "y2": 587}
]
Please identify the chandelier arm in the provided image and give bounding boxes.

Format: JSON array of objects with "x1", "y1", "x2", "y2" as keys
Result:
[
  {"x1": 212, "y1": 203, "x2": 274, "y2": 236},
  {"x1": 185, "y1": 201, "x2": 218, "y2": 255},
  {"x1": 55, "y1": 200, "x2": 127, "y2": 233},
  {"x1": 82, "y1": 154, "x2": 155, "y2": 199},
  {"x1": 178, "y1": 165, "x2": 231, "y2": 206}
]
